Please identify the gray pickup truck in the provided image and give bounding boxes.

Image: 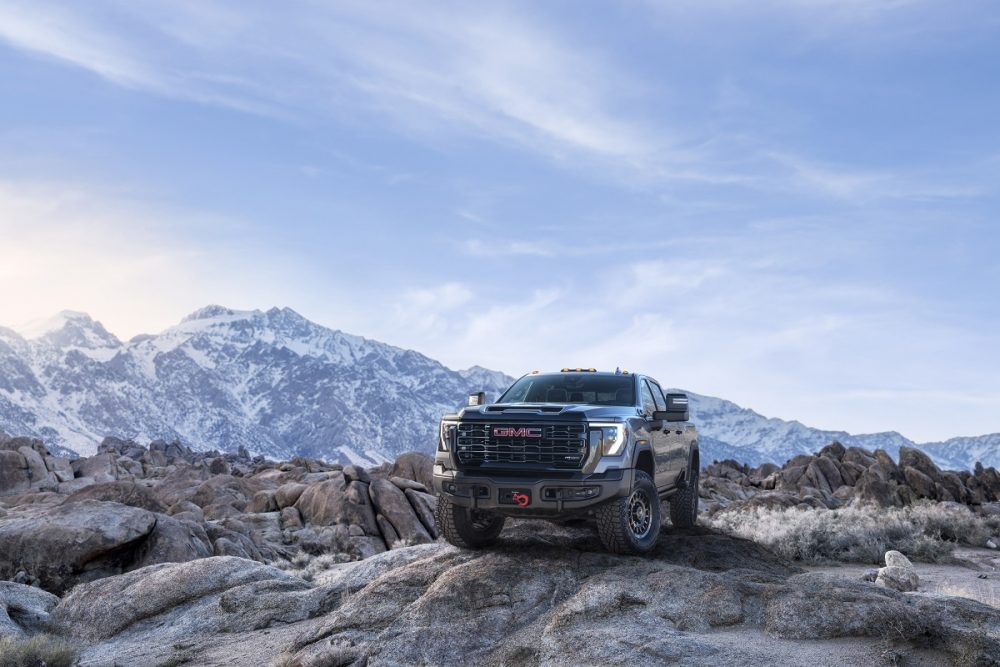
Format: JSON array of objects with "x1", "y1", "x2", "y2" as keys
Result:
[{"x1": 432, "y1": 369, "x2": 699, "y2": 554}]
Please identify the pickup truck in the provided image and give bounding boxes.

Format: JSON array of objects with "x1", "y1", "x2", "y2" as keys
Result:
[{"x1": 432, "y1": 369, "x2": 699, "y2": 554}]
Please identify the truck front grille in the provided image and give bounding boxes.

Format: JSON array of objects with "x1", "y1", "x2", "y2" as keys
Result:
[{"x1": 455, "y1": 423, "x2": 588, "y2": 468}]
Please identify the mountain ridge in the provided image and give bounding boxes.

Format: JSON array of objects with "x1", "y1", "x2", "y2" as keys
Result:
[{"x1": 0, "y1": 306, "x2": 996, "y2": 469}]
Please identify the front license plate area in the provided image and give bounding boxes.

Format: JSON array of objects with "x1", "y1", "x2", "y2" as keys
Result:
[{"x1": 499, "y1": 488, "x2": 531, "y2": 507}]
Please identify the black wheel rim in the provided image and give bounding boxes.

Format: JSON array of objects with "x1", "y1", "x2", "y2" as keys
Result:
[{"x1": 627, "y1": 489, "x2": 653, "y2": 538}]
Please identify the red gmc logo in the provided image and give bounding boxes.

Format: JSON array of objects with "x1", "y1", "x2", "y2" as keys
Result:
[{"x1": 493, "y1": 427, "x2": 543, "y2": 438}]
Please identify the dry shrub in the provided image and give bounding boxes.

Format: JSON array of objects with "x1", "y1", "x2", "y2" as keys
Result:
[
  {"x1": 277, "y1": 552, "x2": 355, "y2": 583},
  {"x1": 705, "y1": 501, "x2": 1000, "y2": 564},
  {"x1": 0, "y1": 634, "x2": 78, "y2": 667}
]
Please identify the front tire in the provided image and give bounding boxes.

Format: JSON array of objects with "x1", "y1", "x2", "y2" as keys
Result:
[
  {"x1": 595, "y1": 470, "x2": 661, "y2": 554},
  {"x1": 669, "y1": 452, "x2": 700, "y2": 528},
  {"x1": 434, "y1": 496, "x2": 505, "y2": 548}
]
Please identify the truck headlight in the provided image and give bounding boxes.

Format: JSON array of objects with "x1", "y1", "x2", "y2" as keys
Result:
[
  {"x1": 589, "y1": 423, "x2": 627, "y2": 457},
  {"x1": 439, "y1": 421, "x2": 457, "y2": 452}
]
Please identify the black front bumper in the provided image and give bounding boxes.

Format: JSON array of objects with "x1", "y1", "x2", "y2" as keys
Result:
[{"x1": 432, "y1": 465, "x2": 633, "y2": 517}]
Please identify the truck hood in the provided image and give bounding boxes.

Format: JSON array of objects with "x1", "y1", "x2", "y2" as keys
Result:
[{"x1": 449, "y1": 403, "x2": 635, "y2": 422}]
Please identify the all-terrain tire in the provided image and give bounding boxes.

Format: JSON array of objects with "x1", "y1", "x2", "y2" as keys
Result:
[
  {"x1": 669, "y1": 452, "x2": 700, "y2": 528},
  {"x1": 595, "y1": 470, "x2": 660, "y2": 555},
  {"x1": 434, "y1": 496, "x2": 505, "y2": 549}
]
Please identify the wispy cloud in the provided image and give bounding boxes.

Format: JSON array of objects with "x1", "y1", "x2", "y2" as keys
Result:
[
  {"x1": 0, "y1": 0, "x2": 986, "y2": 203},
  {"x1": 461, "y1": 239, "x2": 553, "y2": 257},
  {"x1": 0, "y1": 1, "x2": 658, "y2": 168}
]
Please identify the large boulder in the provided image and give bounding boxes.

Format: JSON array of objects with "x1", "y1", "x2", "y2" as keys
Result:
[
  {"x1": 873, "y1": 449, "x2": 900, "y2": 482},
  {"x1": 0, "y1": 500, "x2": 157, "y2": 594},
  {"x1": 295, "y1": 475, "x2": 384, "y2": 557},
  {"x1": 0, "y1": 450, "x2": 31, "y2": 496},
  {"x1": 854, "y1": 469, "x2": 899, "y2": 507},
  {"x1": 884, "y1": 550, "x2": 913, "y2": 569},
  {"x1": 807, "y1": 456, "x2": 844, "y2": 495},
  {"x1": 188, "y1": 475, "x2": 259, "y2": 511},
  {"x1": 818, "y1": 441, "x2": 846, "y2": 461},
  {"x1": 0, "y1": 581, "x2": 59, "y2": 638},
  {"x1": 72, "y1": 452, "x2": 118, "y2": 482},
  {"x1": 898, "y1": 447, "x2": 942, "y2": 482},
  {"x1": 65, "y1": 481, "x2": 167, "y2": 513},
  {"x1": 132, "y1": 515, "x2": 214, "y2": 567},
  {"x1": 842, "y1": 447, "x2": 876, "y2": 469},
  {"x1": 404, "y1": 489, "x2": 439, "y2": 539},
  {"x1": 274, "y1": 482, "x2": 308, "y2": 509},
  {"x1": 777, "y1": 465, "x2": 807, "y2": 492},
  {"x1": 45, "y1": 455, "x2": 75, "y2": 482},
  {"x1": 903, "y1": 466, "x2": 937, "y2": 499},
  {"x1": 390, "y1": 452, "x2": 434, "y2": 490},
  {"x1": 939, "y1": 471, "x2": 970, "y2": 504},
  {"x1": 18, "y1": 446, "x2": 53, "y2": 488},
  {"x1": 876, "y1": 565, "x2": 919, "y2": 592},
  {"x1": 368, "y1": 478, "x2": 432, "y2": 546}
]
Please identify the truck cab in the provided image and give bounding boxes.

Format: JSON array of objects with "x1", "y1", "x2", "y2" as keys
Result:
[{"x1": 432, "y1": 369, "x2": 699, "y2": 554}]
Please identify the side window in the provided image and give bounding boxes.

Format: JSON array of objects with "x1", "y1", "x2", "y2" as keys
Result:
[
  {"x1": 648, "y1": 381, "x2": 667, "y2": 411},
  {"x1": 640, "y1": 380, "x2": 657, "y2": 417}
]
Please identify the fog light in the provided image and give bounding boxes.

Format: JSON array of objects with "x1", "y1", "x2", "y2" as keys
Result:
[{"x1": 545, "y1": 486, "x2": 600, "y2": 500}]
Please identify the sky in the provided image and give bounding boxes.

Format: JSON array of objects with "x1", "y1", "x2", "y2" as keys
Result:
[{"x1": 0, "y1": 0, "x2": 998, "y2": 442}]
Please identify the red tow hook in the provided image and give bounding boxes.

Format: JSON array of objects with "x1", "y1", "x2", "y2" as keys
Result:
[{"x1": 512, "y1": 492, "x2": 530, "y2": 507}]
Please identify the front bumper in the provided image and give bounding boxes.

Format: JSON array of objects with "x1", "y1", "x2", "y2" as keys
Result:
[{"x1": 432, "y1": 465, "x2": 634, "y2": 516}]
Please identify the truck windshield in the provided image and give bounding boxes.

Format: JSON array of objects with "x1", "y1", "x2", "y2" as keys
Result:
[{"x1": 497, "y1": 374, "x2": 635, "y2": 406}]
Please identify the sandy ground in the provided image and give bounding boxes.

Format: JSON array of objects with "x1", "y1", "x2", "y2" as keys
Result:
[{"x1": 808, "y1": 546, "x2": 1000, "y2": 609}]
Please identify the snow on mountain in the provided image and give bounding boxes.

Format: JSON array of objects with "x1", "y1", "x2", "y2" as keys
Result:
[
  {"x1": 0, "y1": 306, "x2": 512, "y2": 463},
  {"x1": 0, "y1": 306, "x2": 996, "y2": 470},
  {"x1": 683, "y1": 390, "x2": 999, "y2": 469}
]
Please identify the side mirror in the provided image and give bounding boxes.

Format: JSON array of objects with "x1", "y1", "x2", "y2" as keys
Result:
[
  {"x1": 653, "y1": 393, "x2": 689, "y2": 422},
  {"x1": 467, "y1": 391, "x2": 487, "y2": 407}
]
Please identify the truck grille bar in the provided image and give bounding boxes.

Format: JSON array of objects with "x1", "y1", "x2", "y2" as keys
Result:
[{"x1": 455, "y1": 423, "x2": 588, "y2": 468}]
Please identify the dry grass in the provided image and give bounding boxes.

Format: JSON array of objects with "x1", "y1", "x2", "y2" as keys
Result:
[
  {"x1": 705, "y1": 501, "x2": 1000, "y2": 564},
  {"x1": 278, "y1": 552, "x2": 355, "y2": 583},
  {"x1": 0, "y1": 634, "x2": 78, "y2": 667}
]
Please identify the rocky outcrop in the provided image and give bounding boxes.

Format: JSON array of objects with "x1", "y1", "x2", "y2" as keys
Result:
[
  {"x1": 0, "y1": 436, "x2": 438, "y2": 593},
  {"x1": 0, "y1": 437, "x2": 64, "y2": 495},
  {"x1": 40, "y1": 522, "x2": 996, "y2": 667},
  {"x1": 701, "y1": 441, "x2": 1000, "y2": 513}
]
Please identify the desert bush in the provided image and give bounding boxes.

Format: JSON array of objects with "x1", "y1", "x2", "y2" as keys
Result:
[
  {"x1": 705, "y1": 501, "x2": 1000, "y2": 564},
  {"x1": 278, "y1": 552, "x2": 355, "y2": 584},
  {"x1": 0, "y1": 634, "x2": 78, "y2": 667}
]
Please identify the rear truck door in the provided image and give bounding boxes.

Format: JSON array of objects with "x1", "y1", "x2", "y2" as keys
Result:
[{"x1": 649, "y1": 380, "x2": 689, "y2": 483}]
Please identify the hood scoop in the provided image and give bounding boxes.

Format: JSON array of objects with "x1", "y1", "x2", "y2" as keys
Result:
[{"x1": 485, "y1": 404, "x2": 567, "y2": 413}]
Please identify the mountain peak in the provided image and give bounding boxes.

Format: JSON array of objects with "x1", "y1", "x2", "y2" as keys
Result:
[
  {"x1": 10, "y1": 310, "x2": 121, "y2": 351},
  {"x1": 13, "y1": 310, "x2": 95, "y2": 339},
  {"x1": 181, "y1": 305, "x2": 249, "y2": 323}
]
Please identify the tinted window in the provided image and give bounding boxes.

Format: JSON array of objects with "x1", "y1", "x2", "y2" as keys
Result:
[
  {"x1": 640, "y1": 380, "x2": 657, "y2": 416},
  {"x1": 498, "y1": 374, "x2": 635, "y2": 406},
  {"x1": 648, "y1": 380, "x2": 666, "y2": 411}
]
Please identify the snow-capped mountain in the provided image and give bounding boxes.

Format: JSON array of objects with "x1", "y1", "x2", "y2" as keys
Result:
[
  {"x1": 0, "y1": 306, "x2": 996, "y2": 470},
  {"x1": 685, "y1": 391, "x2": 999, "y2": 469},
  {"x1": 0, "y1": 306, "x2": 511, "y2": 464}
]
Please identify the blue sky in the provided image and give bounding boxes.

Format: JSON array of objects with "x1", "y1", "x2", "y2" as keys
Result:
[{"x1": 0, "y1": 0, "x2": 998, "y2": 441}]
